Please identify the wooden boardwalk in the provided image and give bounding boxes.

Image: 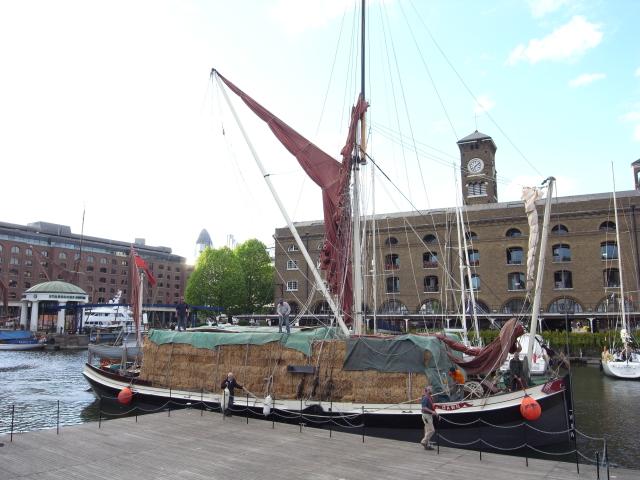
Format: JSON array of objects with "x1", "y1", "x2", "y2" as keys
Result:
[{"x1": 0, "y1": 409, "x2": 635, "y2": 480}]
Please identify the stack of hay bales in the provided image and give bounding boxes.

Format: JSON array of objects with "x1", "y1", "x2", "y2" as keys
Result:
[{"x1": 139, "y1": 335, "x2": 431, "y2": 404}]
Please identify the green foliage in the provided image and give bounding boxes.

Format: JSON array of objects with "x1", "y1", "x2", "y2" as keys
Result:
[{"x1": 185, "y1": 240, "x2": 274, "y2": 315}]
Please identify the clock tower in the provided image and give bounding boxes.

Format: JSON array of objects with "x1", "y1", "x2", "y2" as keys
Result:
[{"x1": 457, "y1": 130, "x2": 498, "y2": 206}]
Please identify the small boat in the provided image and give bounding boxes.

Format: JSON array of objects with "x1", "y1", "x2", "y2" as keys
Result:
[
  {"x1": 82, "y1": 291, "x2": 134, "y2": 332},
  {"x1": 0, "y1": 330, "x2": 44, "y2": 351}
]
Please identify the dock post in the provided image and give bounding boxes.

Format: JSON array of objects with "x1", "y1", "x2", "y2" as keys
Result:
[
  {"x1": 56, "y1": 400, "x2": 60, "y2": 435},
  {"x1": 222, "y1": 389, "x2": 226, "y2": 420},
  {"x1": 362, "y1": 406, "x2": 365, "y2": 443},
  {"x1": 436, "y1": 430, "x2": 439, "y2": 455},
  {"x1": 201, "y1": 389, "x2": 204, "y2": 417},
  {"x1": 596, "y1": 451, "x2": 600, "y2": 480},
  {"x1": 524, "y1": 422, "x2": 529, "y2": 467},
  {"x1": 10, "y1": 404, "x2": 15, "y2": 442},
  {"x1": 246, "y1": 394, "x2": 249, "y2": 424},
  {"x1": 605, "y1": 441, "x2": 610, "y2": 480},
  {"x1": 299, "y1": 398, "x2": 303, "y2": 433},
  {"x1": 98, "y1": 398, "x2": 102, "y2": 429}
]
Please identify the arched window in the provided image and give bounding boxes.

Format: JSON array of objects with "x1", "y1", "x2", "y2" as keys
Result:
[
  {"x1": 100, "y1": 258, "x2": 107, "y2": 265},
  {"x1": 551, "y1": 224, "x2": 569, "y2": 235},
  {"x1": 506, "y1": 228, "x2": 522, "y2": 238},
  {"x1": 418, "y1": 299, "x2": 442, "y2": 314},
  {"x1": 87, "y1": 255, "x2": 94, "y2": 263},
  {"x1": 548, "y1": 298, "x2": 583, "y2": 313},
  {"x1": 466, "y1": 249, "x2": 480, "y2": 266},
  {"x1": 599, "y1": 221, "x2": 616, "y2": 232},
  {"x1": 312, "y1": 301, "x2": 331, "y2": 314},
  {"x1": 385, "y1": 236, "x2": 399, "y2": 246},
  {"x1": 600, "y1": 241, "x2": 618, "y2": 260},
  {"x1": 603, "y1": 268, "x2": 620, "y2": 288},
  {"x1": 25, "y1": 248, "x2": 32, "y2": 256},
  {"x1": 553, "y1": 270, "x2": 573, "y2": 289},
  {"x1": 501, "y1": 298, "x2": 530, "y2": 314},
  {"x1": 464, "y1": 273, "x2": 480, "y2": 291},
  {"x1": 507, "y1": 272, "x2": 526, "y2": 291},
  {"x1": 423, "y1": 276, "x2": 439, "y2": 292},
  {"x1": 384, "y1": 253, "x2": 400, "y2": 270},
  {"x1": 58, "y1": 252, "x2": 67, "y2": 260},
  {"x1": 379, "y1": 299, "x2": 408, "y2": 314},
  {"x1": 386, "y1": 276, "x2": 400, "y2": 293},
  {"x1": 423, "y1": 252, "x2": 438, "y2": 268},
  {"x1": 552, "y1": 244, "x2": 571, "y2": 262},
  {"x1": 507, "y1": 247, "x2": 523, "y2": 265},
  {"x1": 423, "y1": 234, "x2": 437, "y2": 244},
  {"x1": 466, "y1": 299, "x2": 490, "y2": 314},
  {"x1": 465, "y1": 231, "x2": 478, "y2": 241},
  {"x1": 596, "y1": 294, "x2": 632, "y2": 313},
  {"x1": 11, "y1": 246, "x2": 19, "y2": 254},
  {"x1": 289, "y1": 302, "x2": 300, "y2": 315}
]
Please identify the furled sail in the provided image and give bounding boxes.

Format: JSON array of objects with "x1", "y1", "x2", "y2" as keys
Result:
[
  {"x1": 522, "y1": 187, "x2": 541, "y2": 293},
  {"x1": 215, "y1": 71, "x2": 367, "y2": 318}
]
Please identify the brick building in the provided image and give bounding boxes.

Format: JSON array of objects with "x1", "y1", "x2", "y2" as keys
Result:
[
  {"x1": 0, "y1": 221, "x2": 192, "y2": 323},
  {"x1": 274, "y1": 131, "x2": 640, "y2": 330}
]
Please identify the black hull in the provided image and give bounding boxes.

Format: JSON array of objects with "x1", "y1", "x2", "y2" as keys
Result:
[{"x1": 83, "y1": 364, "x2": 573, "y2": 454}]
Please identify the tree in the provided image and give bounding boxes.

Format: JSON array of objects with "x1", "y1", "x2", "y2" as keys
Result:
[
  {"x1": 185, "y1": 247, "x2": 244, "y2": 315},
  {"x1": 235, "y1": 239, "x2": 274, "y2": 313}
]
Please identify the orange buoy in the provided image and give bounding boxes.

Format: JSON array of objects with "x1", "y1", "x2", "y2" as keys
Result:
[
  {"x1": 520, "y1": 395, "x2": 541, "y2": 421},
  {"x1": 117, "y1": 387, "x2": 133, "y2": 405}
]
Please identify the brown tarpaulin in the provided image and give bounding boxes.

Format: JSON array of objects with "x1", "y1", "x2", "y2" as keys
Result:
[
  {"x1": 447, "y1": 318, "x2": 525, "y2": 375},
  {"x1": 215, "y1": 70, "x2": 368, "y2": 318}
]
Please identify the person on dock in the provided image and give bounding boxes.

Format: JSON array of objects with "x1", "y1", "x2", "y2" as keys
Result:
[
  {"x1": 221, "y1": 372, "x2": 243, "y2": 416},
  {"x1": 175, "y1": 297, "x2": 190, "y2": 331},
  {"x1": 277, "y1": 299, "x2": 291, "y2": 334},
  {"x1": 420, "y1": 386, "x2": 438, "y2": 450}
]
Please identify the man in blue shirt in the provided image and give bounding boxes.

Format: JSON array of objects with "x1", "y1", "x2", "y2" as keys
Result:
[{"x1": 420, "y1": 386, "x2": 439, "y2": 450}]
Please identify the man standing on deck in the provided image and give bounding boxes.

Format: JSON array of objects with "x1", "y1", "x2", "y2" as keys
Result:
[
  {"x1": 509, "y1": 351, "x2": 525, "y2": 391},
  {"x1": 175, "y1": 297, "x2": 190, "y2": 331},
  {"x1": 277, "y1": 298, "x2": 291, "y2": 334},
  {"x1": 221, "y1": 372, "x2": 243, "y2": 416},
  {"x1": 420, "y1": 386, "x2": 438, "y2": 450}
]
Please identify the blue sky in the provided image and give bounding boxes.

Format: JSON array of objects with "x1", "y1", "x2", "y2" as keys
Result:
[{"x1": 0, "y1": 0, "x2": 638, "y2": 261}]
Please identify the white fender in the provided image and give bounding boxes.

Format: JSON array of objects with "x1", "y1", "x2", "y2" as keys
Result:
[
  {"x1": 222, "y1": 387, "x2": 230, "y2": 410},
  {"x1": 263, "y1": 395, "x2": 273, "y2": 416}
]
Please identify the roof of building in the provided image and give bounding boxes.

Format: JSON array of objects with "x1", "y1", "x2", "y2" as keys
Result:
[
  {"x1": 25, "y1": 281, "x2": 87, "y2": 295},
  {"x1": 457, "y1": 130, "x2": 493, "y2": 144},
  {"x1": 196, "y1": 228, "x2": 212, "y2": 246},
  {"x1": 632, "y1": 159, "x2": 640, "y2": 166}
]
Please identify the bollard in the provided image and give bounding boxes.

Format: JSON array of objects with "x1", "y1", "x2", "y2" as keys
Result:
[
  {"x1": 299, "y1": 398, "x2": 303, "y2": 432},
  {"x1": 362, "y1": 406, "x2": 365, "y2": 443},
  {"x1": 329, "y1": 400, "x2": 333, "y2": 438},
  {"x1": 10, "y1": 404, "x2": 15, "y2": 442},
  {"x1": 98, "y1": 398, "x2": 102, "y2": 429},
  {"x1": 222, "y1": 389, "x2": 226, "y2": 420},
  {"x1": 596, "y1": 451, "x2": 600, "y2": 480},
  {"x1": 246, "y1": 394, "x2": 249, "y2": 425},
  {"x1": 201, "y1": 389, "x2": 204, "y2": 417},
  {"x1": 605, "y1": 442, "x2": 610, "y2": 480},
  {"x1": 56, "y1": 400, "x2": 60, "y2": 435}
]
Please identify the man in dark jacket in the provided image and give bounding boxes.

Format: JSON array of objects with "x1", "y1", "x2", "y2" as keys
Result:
[{"x1": 221, "y1": 372, "x2": 243, "y2": 416}]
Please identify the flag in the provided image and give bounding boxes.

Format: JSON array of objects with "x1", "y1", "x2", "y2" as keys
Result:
[{"x1": 132, "y1": 247, "x2": 157, "y2": 287}]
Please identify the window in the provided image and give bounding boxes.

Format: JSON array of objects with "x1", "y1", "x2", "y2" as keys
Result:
[
  {"x1": 385, "y1": 236, "x2": 399, "y2": 246},
  {"x1": 596, "y1": 294, "x2": 632, "y2": 313},
  {"x1": 121, "y1": 260, "x2": 128, "y2": 266},
  {"x1": 58, "y1": 252, "x2": 67, "y2": 260},
  {"x1": 423, "y1": 276, "x2": 439, "y2": 292},
  {"x1": 603, "y1": 268, "x2": 620, "y2": 288},
  {"x1": 100, "y1": 258, "x2": 107, "y2": 265},
  {"x1": 9, "y1": 268, "x2": 18, "y2": 276},
  {"x1": 423, "y1": 234, "x2": 437, "y2": 244},
  {"x1": 110, "y1": 268, "x2": 117, "y2": 274},
  {"x1": 41, "y1": 251, "x2": 48, "y2": 257},
  {"x1": 553, "y1": 270, "x2": 573, "y2": 289},
  {"x1": 99, "y1": 277, "x2": 107, "y2": 283},
  {"x1": 599, "y1": 221, "x2": 616, "y2": 232},
  {"x1": 25, "y1": 248, "x2": 32, "y2": 256},
  {"x1": 313, "y1": 301, "x2": 331, "y2": 314},
  {"x1": 384, "y1": 254, "x2": 400, "y2": 270},
  {"x1": 24, "y1": 271, "x2": 32, "y2": 278},
  {"x1": 380, "y1": 299, "x2": 408, "y2": 314},
  {"x1": 317, "y1": 242, "x2": 324, "y2": 250},
  {"x1": 286, "y1": 260, "x2": 299, "y2": 270},
  {"x1": 507, "y1": 247, "x2": 524, "y2": 265},
  {"x1": 287, "y1": 244, "x2": 299, "y2": 252},
  {"x1": 24, "y1": 259, "x2": 33, "y2": 267},
  {"x1": 286, "y1": 280, "x2": 298, "y2": 292},
  {"x1": 24, "y1": 282, "x2": 31, "y2": 289},
  {"x1": 87, "y1": 256, "x2": 94, "y2": 263},
  {"x1": 465, "y1": 231, "x2": 478, "y2": 241},
  {"x1": 419, "y1": 299, "x2": 442, "y2": 314},
  {"x1": 548, "y1": 298, "x2": 583, "y2": 313},
  {"x1": 10, "y1": 257, "x2": 19, "y2": 265},
  {"x1": 100, "y1": 267, "x2": 107, "y2": 273},
  {"x1": 423, "y1": 252, "x2": 438, "y2": 268},
  {"x1": 600, "y1": 241, "x2": 618, "y2": 260},
  {"x1": 466, "y1": 249, "x2": 480, "y2": 266},
  {"x1": 467, "y1": 182, "x2": 487, "y2": 196},
  {"x1": 86, "y1": 266, "x2": 94, "y2": 272},
  {"x1": 8, "y1": 280, "x2": 17, "y2": 288},
  {"x1": 552, "y1": 244, "x2": 571, "y2": 262},
  {"x1": 551, "y1": 224, "x2": 569, "y2": 235},
  {"x1": 501, "y1": 298, "x2": 530, "y2": 314},
  {"x1": 506, "y1": 228, "x2": 522, "y2": 238},
  {"x1": 507, "y1": 272, "x2": 526, "y2": 291},
  {"x1": 464, "y1": 274, "x2": 480, "y2": 291},
  {"x1": 11, "y1": 246, "x2": 19, "y2": 254},
  {"x1": 386, "y1": 276, "x2": 400, "y2": 293}
]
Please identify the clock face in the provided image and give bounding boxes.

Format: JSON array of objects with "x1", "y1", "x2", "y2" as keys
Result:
[{"x1": 467, "y1": 158, "x2": 484, "y2": 174}]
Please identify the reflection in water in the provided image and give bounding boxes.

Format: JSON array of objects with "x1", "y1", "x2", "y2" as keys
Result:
[{"x1": 1, "y1": 351, "x2": 638, "y2": 469}]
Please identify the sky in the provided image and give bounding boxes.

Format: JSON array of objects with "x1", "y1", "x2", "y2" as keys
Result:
[{"x1": 1, "y1": 0, "x2": 639, "y2": 263}]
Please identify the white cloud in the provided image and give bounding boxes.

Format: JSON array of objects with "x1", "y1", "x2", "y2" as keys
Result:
[
  {"x1": 502, "y1": 175, "x2": 579, "y2": 202},
  {"x1": 508, "y1": 16, "x2": 603, "y2": 65},
  {"x1": 635, "y1": 67, "x2": 640, "y2": 77},
  {"x1": 634, "y1": 125, "x2": 640, "y2": 142},
  {"x1": 528, "y1": 0, "x2": 571, "y2": 18},
  {"x1": 568, "y1": 72, "x2": 605, "y2": 87},
  {"x1": 474, "y1": 95, "x2": 495, "y2": 114},
  {"x1": 621, "y1": 111, "x2": 640, "y2": 122},
  {"x1": 269, "y1": 0, "x2": 355, "y2": 35}
]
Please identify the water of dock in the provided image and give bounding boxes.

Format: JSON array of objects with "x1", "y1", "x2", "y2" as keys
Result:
[{"x1": 1, "y1": 408, "x2": 636, "y2": 480}]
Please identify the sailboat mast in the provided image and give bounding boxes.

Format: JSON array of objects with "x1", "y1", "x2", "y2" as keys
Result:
[
  {"x1": 455, "y1": 205, "x2": 468, "y2": 342},
  {"x1": 352, "y1": 0, "x2": 366, "y2": 335},
  {"x1": 527, "y1": 177, "x2": 555, "y2": 370},
  {"x1": 611, "y1": 166, "x2": 629, "y2": 338}
]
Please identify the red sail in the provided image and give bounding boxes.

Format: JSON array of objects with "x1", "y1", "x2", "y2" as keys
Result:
[{"x1": 216, "y1": 71, "x2": 367, "y2": 319}]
